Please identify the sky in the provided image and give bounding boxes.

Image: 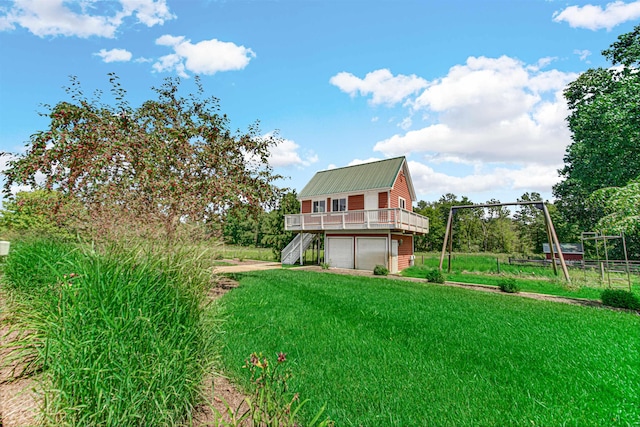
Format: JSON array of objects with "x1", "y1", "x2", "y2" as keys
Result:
[{"x1": 1, "y1": 0, "x2": 639, "y2": 206}]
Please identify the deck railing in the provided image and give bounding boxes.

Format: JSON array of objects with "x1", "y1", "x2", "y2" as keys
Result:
[{"x1": 284, "y1": 208, "x2": 429, "y2": 234}]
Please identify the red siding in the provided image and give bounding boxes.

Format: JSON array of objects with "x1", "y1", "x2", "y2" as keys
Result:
[
  {"x1": 301, "y1": 200, "x2": 311, "y2": 214},
  {"x1": 545, "y1": 253, "x2": 583, "y2": 261},
  {"x1": 348, "y1": 194, "x2": 365, "y2": 210},
  {"x1": 378, "y1": 191, "x2": 389, "y2": 208},
  {"x1": 390, "y1": 170, "x2": 412, "y2": 211},
  {"x1": 393, "y1": 235, "x2": 414, "y2": 270}
]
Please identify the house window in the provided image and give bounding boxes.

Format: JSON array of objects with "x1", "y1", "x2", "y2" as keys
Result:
[
  {"x1": 313, "y1": 200, "x2": 325, "y2": 213},
  {"x1": 332, "y1": 198, "x2": 347, "y2": 212},
  {"x1": 399, "y1": 197, "x2": 406, "y2": 209}
]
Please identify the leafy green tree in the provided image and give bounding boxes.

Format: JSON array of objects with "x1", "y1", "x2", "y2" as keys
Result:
[
  {"x1": 414, "y1": 201, "x2": 446, "y2": 252},
  {"x1": 3, "y1": 75, "x2": 283, "y2": 239},
  {"x1": 589, "y1": 178, "x2": 640, "y2": 258},
  {"x1": 554, "y1": 25, "x2": 640, "y2": 232},
  {"x1": 223, "y1": 204, "x2": 265, "y2": 247},
  {"x1": 261, "y1": 191, "x2": 300, "y2": 260},
  {"x1": 481, "y1": 199, "x2": 516, "y2": 253},
  {"x1": 513, "y1": 192, "x2": 546, "y2": 254},
  {"x1": 0, "y1": 190, "x2": 84, "y2": 238}
]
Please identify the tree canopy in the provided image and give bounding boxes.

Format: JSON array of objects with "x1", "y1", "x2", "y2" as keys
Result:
[
  {"x1": 553, "y1": 25, "x2": 640, "y2": 231},
  {"x1": 3, "y1": 75, "x2": 284, "y2": 238}
]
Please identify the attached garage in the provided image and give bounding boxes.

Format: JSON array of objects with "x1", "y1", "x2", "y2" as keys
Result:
[
  {"x1": 356, "y1": 237, "x2": 388, "y2": 271},
  {"x1": 327, "y1": 237, "x2": 354, "y2": 269}
]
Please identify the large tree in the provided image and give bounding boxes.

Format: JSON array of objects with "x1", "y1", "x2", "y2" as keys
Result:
[
  {"x1": 553, "y1": 25, "x2": 640, "y2": 231},
  {"x1": 3, "y1": 75, "x2": 284, "y2": 238},
  {"x1": 588, "y1": 178, "x2": 640, "y2": 258}
]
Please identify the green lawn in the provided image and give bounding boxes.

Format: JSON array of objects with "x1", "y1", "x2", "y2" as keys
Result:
[{"x1": 218, "y1": 269, "x2": 640, "y2": 426}]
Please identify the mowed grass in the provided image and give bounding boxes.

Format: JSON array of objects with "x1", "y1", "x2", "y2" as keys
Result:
[
  {"x1": 219, "y1": 270, "x2": 640, "y2": 426},
  {"x1": 1, "y1": 238, "x2": 217, "y2": 426}
]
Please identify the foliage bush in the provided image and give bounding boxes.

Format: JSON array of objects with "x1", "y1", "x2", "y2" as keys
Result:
[
  {"x1": 601, "y1": 289, "x2": 640, "y2": 310},
  {"x1": 425, "y1": 268, "x2": 445, "y2": 283},
  {"x1": 498, "y1": 278, "x2": 521, "y2": 293},
  {"x1": 0, "y1": 190, "x2": 86, "y2": 240},
  {"x1": 373, "y1": 265, "x2": 389, "y2": 276}
]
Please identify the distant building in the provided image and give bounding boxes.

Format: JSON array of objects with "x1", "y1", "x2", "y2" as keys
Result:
[{"x1": 543, "y1": 243, "x2": 584, "y2": 261}]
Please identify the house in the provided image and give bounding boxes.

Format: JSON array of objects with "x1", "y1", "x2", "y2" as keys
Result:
[
  {"x1": 282, "y1": 157, "x2": 429, "y2": 273},
  {"x1": 542, "y1": 243, "x2": 584, "y2": 262}
]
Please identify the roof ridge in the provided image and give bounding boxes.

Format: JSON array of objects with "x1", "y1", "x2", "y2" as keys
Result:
[{"x1": 316, "y1": 156, "x2": 405, "y2": 173}]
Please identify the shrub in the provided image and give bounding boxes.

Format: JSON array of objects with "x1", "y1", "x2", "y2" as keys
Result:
[
  {"x1": 425, "y1": 268, "x2": 445, "y2": 284},
  {"x1": 320, "y1": 262, "x2": 330, "y2": 270},
  {"x1": 601, "y1": 289, "x2": 640, "y2": 310},
  {"x1": 498, "y1": 278, "x2": 520, "y2": 293},
  {"x1": 373, "y1": 265, "x2": 389, "y2": 276}
]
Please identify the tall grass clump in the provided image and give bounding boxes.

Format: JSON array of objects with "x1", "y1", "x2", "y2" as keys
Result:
[{"x1": 2, "y1": 238, "x2": 216, "y2": 426}]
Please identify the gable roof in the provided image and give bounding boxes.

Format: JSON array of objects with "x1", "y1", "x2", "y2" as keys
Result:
[
  {"x1": 299, "y1": 157, "x2": 416, "y2": 199},
  {"x1": 542, "y1": 243, "x2": 584, "y2": 254}
]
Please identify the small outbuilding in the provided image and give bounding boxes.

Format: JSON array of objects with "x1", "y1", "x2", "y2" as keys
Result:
[{"x1": 543, "y1": 243, "x2": 584, "y2": 261}]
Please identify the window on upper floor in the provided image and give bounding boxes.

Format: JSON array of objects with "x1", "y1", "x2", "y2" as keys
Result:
[
  {"x1": 399, "y1": 197, "x2": 406, "y2": 210},
  {"x1": 332, "y1": 198, "x2": 346, "y2": 212},
  {"x1": 313, "y1": 200, "x2": 326, "y2": 213}
]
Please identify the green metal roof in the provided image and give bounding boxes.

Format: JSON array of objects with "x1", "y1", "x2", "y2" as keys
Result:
[{"x1": 299, "y1": 157, "x2": 407, "y2": 198}]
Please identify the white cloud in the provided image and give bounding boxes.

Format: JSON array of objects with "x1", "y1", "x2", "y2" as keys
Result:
[
  {"x1": 329, "y1": 69, "x2": 428, "y2": 106},
  {"x1": 553, "y1": 1, "x2": 640, "y2": 31},
  {"x1": 119, "y1": 0, "x2": 173, "y2": 26},
  {"x1": 398, "y1": 116, "x2": 412, "y2": 130},
  {"x1": 95, "y1": 48, "x2": 132, "y2": 63},
  {"x1": 154, "y1": 35, "x2": 255, "y2": 77},
  {"x1": 374, "y1": 56, "x2": 577, "y2": 166},
  {"x1": 0, "y1": 0, "x2": 174, "y2": 38},
  {"x1": 574, "y1": 49, "x2": 592, "y2": 61},
  {"x1": 408, "y1": 160, "x2": 562, "y2": 198},
  {"x1": 528, "y1": 56, "x2": 557, "y2": 72},
  {"x1": 269, "y1": 138, "x2": 318, "y2": 168}
]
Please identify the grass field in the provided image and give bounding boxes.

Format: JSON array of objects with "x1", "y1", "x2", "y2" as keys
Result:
[
  {"x1": 218, "y1": 269, "x2": 640, "y2": 426},
  {"x1": 406, "y1": 252, "x2": 640, "y2": 300}
]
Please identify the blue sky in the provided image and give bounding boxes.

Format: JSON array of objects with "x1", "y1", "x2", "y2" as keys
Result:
[{"x1": 1, "y1": 0, "x2": 639, "y2": 205}]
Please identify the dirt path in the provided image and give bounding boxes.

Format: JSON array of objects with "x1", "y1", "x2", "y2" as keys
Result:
[
  {"x1": 0, "y1": 292, "x2": 40, "y2": 427},
  {"x1": 193, "y1": 274, "x2": 249, "y2": 426},
  {"x1": 212, "y1": 260, "x2": 282, "y2": 274}
]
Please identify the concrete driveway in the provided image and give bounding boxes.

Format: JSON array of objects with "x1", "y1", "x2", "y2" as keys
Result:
[{"x1": 212, "y1": 261, "x2": 282, "y2": 274}]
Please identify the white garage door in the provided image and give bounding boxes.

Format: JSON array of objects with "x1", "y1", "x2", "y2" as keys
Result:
[
  {"x1": 327, "y1": 237, "x2": 354, "y2": 269},
  {"x1": 356, "y1": 237, "x2": 387, "y2": 271}
]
